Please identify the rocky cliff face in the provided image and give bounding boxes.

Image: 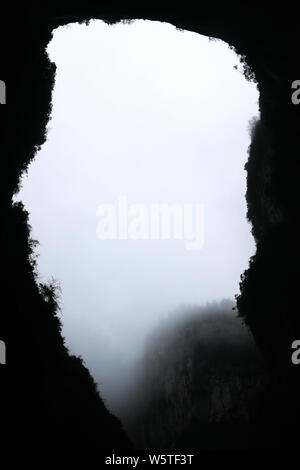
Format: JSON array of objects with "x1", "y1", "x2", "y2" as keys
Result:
[{"x1": 120, "y1": 301, "x2": 266, "y2": 450}]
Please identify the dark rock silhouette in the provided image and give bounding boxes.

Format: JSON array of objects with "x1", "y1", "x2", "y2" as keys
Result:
[{"x1": 0, "y1": 4, "x2": 299, "y2": 449}]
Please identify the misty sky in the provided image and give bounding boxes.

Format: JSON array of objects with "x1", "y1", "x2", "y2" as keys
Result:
[{"x1": 15, "y1": 20, "x2": 258, "y2": 407}]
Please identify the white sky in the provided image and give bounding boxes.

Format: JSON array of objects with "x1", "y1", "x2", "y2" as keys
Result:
[{"x1": 15, "y1": 19, "x2": 258, "y2": 407}]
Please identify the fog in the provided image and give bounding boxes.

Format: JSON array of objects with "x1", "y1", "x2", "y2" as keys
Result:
[{"x1": 15, "y1": 20, "x2": 258, "y2": 411}]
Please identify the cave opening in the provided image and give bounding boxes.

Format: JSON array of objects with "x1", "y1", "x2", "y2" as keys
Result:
[{"x1": 13, "y1": 19, "x2": 259, "y2": 438}]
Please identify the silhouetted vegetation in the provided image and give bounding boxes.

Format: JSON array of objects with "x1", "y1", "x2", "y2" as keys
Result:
[{"x1": 0, "y1": 202, "x2": 131, "y2": 448}]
